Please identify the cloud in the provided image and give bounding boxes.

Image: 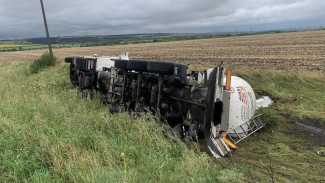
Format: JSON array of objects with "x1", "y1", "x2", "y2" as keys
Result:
[{"x1": 0, "y1": 0, "x2": 324, "y2": 39}]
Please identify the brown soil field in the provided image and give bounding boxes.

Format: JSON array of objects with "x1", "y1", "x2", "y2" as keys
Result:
[{"x1": 1, "y1": 30, "x2": 324, "y2": 72}]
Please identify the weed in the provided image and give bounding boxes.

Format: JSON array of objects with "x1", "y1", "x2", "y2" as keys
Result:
[{"x1": 29, "y1": 52, "x2": 56, "y2": 74}]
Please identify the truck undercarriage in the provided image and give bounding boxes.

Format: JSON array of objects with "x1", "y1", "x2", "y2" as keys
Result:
[{"x1": 65, "y1": 53, "x2": 264, "y2": 158}]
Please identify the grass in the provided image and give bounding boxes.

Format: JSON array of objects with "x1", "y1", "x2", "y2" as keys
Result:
[
  {"x1": 0, "y1": 62, "x2": 324, "y2": 182},
  {"x1": 29, "y1": 52, "x2": 56, "y2": 74},
  {"x1": 232, "y1": 131, "x2": 325, "y2": 182},
  {"x1": 0, "y1": 44, "x2": 39, "y2": 48},
  {"x1": 0, "y1": 62, "x2": 242, "y2": 182},
  {"x1": 234, "y1": 70, "x2": 325, "y2": 183},
  {"x1": 0, "y1": 44, "x2": 80, "y2": 52},
  {"x1": 237, "y1": 70, "x2": 325, "y2": 124}
]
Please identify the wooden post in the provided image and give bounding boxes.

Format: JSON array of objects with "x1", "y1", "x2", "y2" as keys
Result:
[{"x1": 40, "y1": 0, "x2": 54, "y2": 65}]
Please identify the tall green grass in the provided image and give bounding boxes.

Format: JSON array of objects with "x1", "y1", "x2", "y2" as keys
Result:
[
  {"x1": 0, "y1": 62, "x2": 242, "y2": 182},
  {"x1": 237, "y1": 70, "x2": 325, "y2": 124}
]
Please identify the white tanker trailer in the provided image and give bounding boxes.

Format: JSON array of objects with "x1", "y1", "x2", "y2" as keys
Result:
[{"x1": 65, "y1": 53, "x2": 268, "y2": 158}]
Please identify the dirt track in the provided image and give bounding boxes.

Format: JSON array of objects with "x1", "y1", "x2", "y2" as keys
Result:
[{"x1": 1, "y1": 30, "x2": 324, "y2": 72}]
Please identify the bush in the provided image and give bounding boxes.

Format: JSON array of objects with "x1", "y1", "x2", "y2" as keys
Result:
[{"x1": 29, "y1": 52, "x2": 56, "y2": 74}]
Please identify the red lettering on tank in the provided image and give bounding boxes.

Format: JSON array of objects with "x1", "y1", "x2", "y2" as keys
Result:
[{"x1": 236, "y1": 86, "x2": 248, "y2": 106}]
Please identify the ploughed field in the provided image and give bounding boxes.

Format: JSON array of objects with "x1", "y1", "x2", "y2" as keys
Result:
[{"x1": 1, "y1": 30, "x2": 324, "y2": 72}]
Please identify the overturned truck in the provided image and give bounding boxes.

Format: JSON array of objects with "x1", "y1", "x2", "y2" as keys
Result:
[{"x1": 65, "y1": 53, "x2": 264, "y2": 158}]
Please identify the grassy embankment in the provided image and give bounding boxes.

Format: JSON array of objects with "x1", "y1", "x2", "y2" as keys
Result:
[
  {"x1": 0, "y1": 62, "x2": 241, "y2": 182},
  {"x1": 0, "y1": 61, "x2": 324, "y2": 182},
  {"x1": 233, "y1": 70, "x2": 325, "y2": 183}
]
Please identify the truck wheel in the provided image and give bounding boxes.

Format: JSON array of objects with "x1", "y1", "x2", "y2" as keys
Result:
[
  {"x1": 65, "y1": 57, "x2": 74, "y2": 63},
  {"x1": 147, "y1": 61, "x2": 188, "y2": 77},
  {"x1": 172, "y1": 124, "x2": 184, "y2": 139},
  {"x1": 127, "y1": 60, "x2": 148, "y2": 71},
  {"x1": 147, "y1": 61, "x2": 174, "y2": 75},
  {"x1": 114, "y1": 59, "x2": 128, "y2": 69},
  {"x1": 70, "y1": 64, "x2": 78, "y2": 87}
]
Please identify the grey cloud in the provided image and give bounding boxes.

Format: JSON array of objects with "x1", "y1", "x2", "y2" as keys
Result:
[{"x1": 0, "y1": 0, "x2": 324, "y2": 39}]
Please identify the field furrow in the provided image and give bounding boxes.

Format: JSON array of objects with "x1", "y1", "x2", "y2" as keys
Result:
[{"x1": 0, "y1": 30, "x2": 324, "y2": 72}]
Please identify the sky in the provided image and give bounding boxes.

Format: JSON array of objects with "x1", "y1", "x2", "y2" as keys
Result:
[{"x1": 0, "y1": 0, "x2": 324, "y2": 39}]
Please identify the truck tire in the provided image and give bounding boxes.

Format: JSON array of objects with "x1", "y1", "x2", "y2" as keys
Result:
[
  {"x1": 70, "y1": 64, "x2": 78, "y2": 87},
  {"x1": 75, "y1": 57, "x2": 87, "y2": 71},
  {"x1": 114, "y1": 59, "x2": 128, "y2": 69},
  {"x1": 65, "y1": 57, "x2": 74, "y2": 63},
  {"x1": 147, "y1": 61, "x2": 174, "y2": 75},
  {"x1": 172, "y1": 124, "x2": 184, "y2": 139},
  {"x1": 147, "y1": 61, "x2": 188, "y2": 77},
  {"x1": 174, "y1": 64, "x2": 188, "y2": 78},
  {"x1": 127, "y1": 60, "x2": 148, "y2": 71}
]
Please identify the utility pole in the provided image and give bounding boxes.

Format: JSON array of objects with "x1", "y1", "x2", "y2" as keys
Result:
[{"x1": 40, "y1": 0, "x2": 54, "y2": 65}]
